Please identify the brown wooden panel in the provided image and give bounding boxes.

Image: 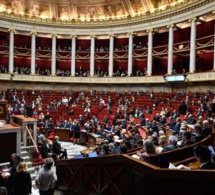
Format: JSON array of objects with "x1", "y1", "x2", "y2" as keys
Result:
[
  {"x1": 0, "y1": 101, "x2": 8, "y2": 120},
  {"x1": 54, "y1": 128, "x2": 70, "y2": 141},
  {"x1": 0, "y1": 132, "x2": 16, "y2": 163}
]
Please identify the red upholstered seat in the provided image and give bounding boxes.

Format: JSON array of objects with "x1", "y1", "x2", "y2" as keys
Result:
[{"x1": 32, "y1": 150, "x2": 45, "y2": 167}]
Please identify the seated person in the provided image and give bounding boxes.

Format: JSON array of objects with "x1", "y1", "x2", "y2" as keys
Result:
[
  {"x1": 41, "y1": 139, "x2": 57, "y2": 160},
  {"x1": 194, "y1": 144, "x2": 215, "y2": 169},
  {"x1": 140, "y1": 140, "x2": 156, "y2": 163},
  {"x1": 192, "y1": 124, "x2": 205, "y2": 143},
  {"x1": 162, "y1": 135, "x2": 178, "y2": 152},
  {"x1": 179, "y1": 131, "x2": 193, "y2": 148},
  {"x1": 52, "y1": 136, "x2": 68, "y2": 160}
]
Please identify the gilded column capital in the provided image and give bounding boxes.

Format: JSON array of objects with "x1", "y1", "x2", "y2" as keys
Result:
[
  {"x1": 188, "y1": 17, "x2": 197, "y2": 23},
  {"x1": 30, "y1": 31, "x2": 37, "y2": 36},
  {"x1": 212, "y1": 10, "x2": 215, "y2": 14},
  {"x1": 167, "y1": 24, "x2": 175, "y2": 29},
  {"x1": 146, "y1": 29, "x2": 153, "y2": 33},
  {"x1": 71, "y1": 35, "x2": 77, "y2": 38},
  {"x1": 109, "y1": 34, "x2": 115, "y2": 38},
  {"x1": 90, "y1": 35, "x2": 96, "y2": 39},
  {"x1": 127, "y1": 32, "x2": 134, "y2": 36},
  {"x1": 51, "y1": 34, "x2": 58, "y2": 38},
  {"x1": 8, "y1": 28, "x2": 15, "y2": 33}
]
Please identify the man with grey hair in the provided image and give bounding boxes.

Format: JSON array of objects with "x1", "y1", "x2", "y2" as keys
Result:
[{"x1": 162, "y1": 135, "x2": 178, "y2": 152}]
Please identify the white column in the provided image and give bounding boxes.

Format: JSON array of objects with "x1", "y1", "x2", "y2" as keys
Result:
[
  {"x1": 109, "y1": 34, "x2": 114, "y2": 76},
  {"x1": 30, "y1": 32, "x2": 37, "y2": 75},
  {"x1": 51, "y1": 34, "x2": 57, "y2": 75},
  {"x1": 71, "y1": 35, "x2": 76, "y2": 76},
  {"x1": 147, "y1": 29, "x2": 153, "y2": 76},
  {"x1": 189, "y1": 18, "x2": 197, "y2": 73},
  {"x1": 127, "y1": 32, "x2": 133, "y2": 76},
  {"x1": 8, "y1": 29, "x2": 15, "y2": 73},
  {"x1": 167, "y1": 25, "x2": 174, "y2": 74},
  {"x1": 90, "y1": 35, "x2": 95, "y2": 76}
]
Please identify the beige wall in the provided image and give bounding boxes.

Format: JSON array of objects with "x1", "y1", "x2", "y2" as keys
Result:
[{"x1": 1, "y1": 81, "x2": 215, "y2": 93}]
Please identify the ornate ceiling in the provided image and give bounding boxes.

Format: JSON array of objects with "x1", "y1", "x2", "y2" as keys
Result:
[{"x1": 0, "y1": 0, "x2": 188, "y2": 21}]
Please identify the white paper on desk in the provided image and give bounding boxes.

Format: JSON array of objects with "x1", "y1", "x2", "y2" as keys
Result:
[
  {"x1": 156, "y1": 146, "x2": 163, "y2": 153},
  {"x1": 131, "y1": 154, "x2": 140, "y2": 159},
  {"x1": 2, "y1": 168, "x2": 10, "y2": 172},
  {"x1": 186, "y1": 124, "x2": 194, "y2": 130},
  {"x1": 169, "y1": 163, "x2": 186, "y2": 169}
]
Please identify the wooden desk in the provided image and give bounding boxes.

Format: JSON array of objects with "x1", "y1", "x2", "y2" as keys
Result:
[
  {"x1": 88, "y1": 133, "x2": 103, "y2": 146},
  {"x1": 54, "y1": 128, "x2": 70, "y2": 142},
  {"x1": 80, "y1": 130, "x2": 87, "y2": 144},
  {"x1": 0, "y1": 122, "x2": 21, "y2": 163}
]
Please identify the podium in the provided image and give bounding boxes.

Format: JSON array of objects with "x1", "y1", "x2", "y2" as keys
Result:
[{"x1": 12, "y1": 115, "x2": 38, "y2": 147}]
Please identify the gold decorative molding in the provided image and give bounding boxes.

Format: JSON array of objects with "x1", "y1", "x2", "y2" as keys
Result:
[
  {"x1": 30, "y1": 72, "x2": 35, "y2": 75},
  {"x1": 70, "y1": 74, "x2": 75, "y2": 76},
  {"x1": 70, "y1": 35, "x2": 77, "y2": 38},
  {"x1": 30, "y1": 31, "x2": 37, "y2": 36},
  {"x1": 146, "y1": 29, "x2": 153, "y2": 33},
  {"x1": 188, "y1": 17, "x2": 197, "y2": 23},
  {"x1": 189, "y1": 70, "x2": 195, "y2": 73},
  {"x1": 51, "y1": 73, "x2": 56, "y2": 76},
  {"x1": 51, "y1": 34, "x2": 57, "y2": 37},
  {"x1": 8, "y1": 28, "x2": 15, "y2": 33},
  {"x1": 90, "y1": 35, "x2": 96, "y2": 39},
  {"x1": 0, "y1": 0, "x2": 213, "y2": 30},
  {"x1": 109, "y1": 34, "x2": 115, "y2": 38},
  {"x1": 167, "y1": 24, "x2": 175, "y2": 29},
  {"x1": 127, "y1": 32, "x2": 133, "y2": 36},
  {"x1": 212, "y1": 10, "x2": 215, "y2": 14},
  {"x1": 167, "y1": 72, "x2": 173, "y2": 75}
]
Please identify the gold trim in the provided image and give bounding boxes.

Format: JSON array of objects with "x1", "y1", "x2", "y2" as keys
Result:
[
  {"x1": 71, "y1": 35, "x2": 77, "y2": 38},
  {"x1": 0, "y1": 0, "x2": 212, "y2": 29},
  {"x1": 188, "y1": 17, "x2": 197, "y2": 23},
  {"x1": 147, "y1": 73, "x2": 152, "y2": 76},
  {"x1": 127, "y1": 32, "x2": 133, "y2": 36},
  {"x1": 167, "y1": 72, "x2": 173, "y2": 75},
  {"x1": 8, "y1": 71, "x2": 13, "y2": 74},
  {"x1": 90, "y1": 35, "x2": 96, "y2": 39},
  {"x1": 30, "y1": 31, "x2": 37, "y2": 36},
  {"x1": 167, "y1": 24, "x2": 175, "y2": 29},
  {"x1": 51, "y1": 73, "x2": 56, "y2": 76},
  {"x1": 146, "y1": 29, "x2": 153, "y2": 33},
  {"x1": 8, "y1": 28, "x2": 15, "y2": 33},
  {"x1": 109, "y1": 34, "x2": 115, "y2": 38},
  {"x1": 51, "y1": 34, "x2": 57, "y2": 37},
  {"x1": 70, "y1": 74, "x2": 75, "y2": 76},
  {"x1": 30, "y1": 72, "x2": 35, "y2": 75},
  {"x1": 189, "y1": 70, "x2": 195, "y2": 73}
]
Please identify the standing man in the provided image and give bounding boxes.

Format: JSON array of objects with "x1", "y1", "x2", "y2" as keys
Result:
[
  {"x1": 73, "y1": 120, "x2": 81, "y2": 144},
  {"x1": 35, "y1": 157, "x2": 57, "y2": 195}
]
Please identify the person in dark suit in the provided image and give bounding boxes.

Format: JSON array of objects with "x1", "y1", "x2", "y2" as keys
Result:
[
  {"x1": 11, "y1": 161, "x2": 32, "y2": 195},
  {"x1": 162, "y1": 135, "x2": 178, "y2": 152},
  {"x1": 41, "y1": 139, "x2": 57, "y2": 160},
  {"x1": 52, "y1": 136, "x2": 68, "y2": 160},
  {"x1": 178, "y1": 100, "x2": 187, "y2": 115},
  {"x1": 172, "y1": 117, "x2": 181, "y2": 135},
  {"x1": 194, "y1": 144, "x2": 215, "y2": 169},
  {"x1": 25, "y1": 104, "x2": 33, "y2": 117},
  {"x1": 73, "y1": 120, "x2": 81, "y2": 144},
  {"x1": 192, "y1": 124, "x2": 205, "y2": 143},
  {"x1": 202, "y1": 120, "x2": 212, "y2": 137}
]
